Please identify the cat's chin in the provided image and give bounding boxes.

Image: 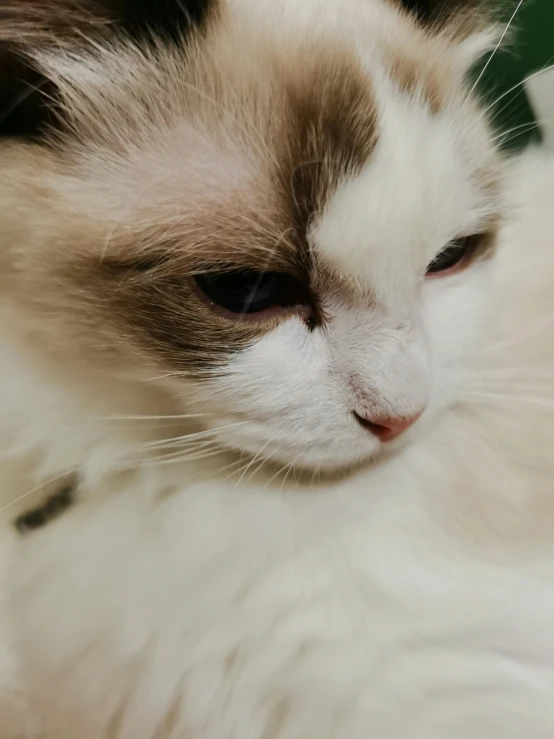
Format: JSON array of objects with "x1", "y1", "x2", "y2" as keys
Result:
[{"x1": 213, "y1": 436, "x2": 397, "y2": 483}]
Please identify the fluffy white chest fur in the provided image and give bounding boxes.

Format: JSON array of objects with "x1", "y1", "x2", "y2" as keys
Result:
[{"x1": 2, "y1": 149, "x2": 554, "y2": 738}]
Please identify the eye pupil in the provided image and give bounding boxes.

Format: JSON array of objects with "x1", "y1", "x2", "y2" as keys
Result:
[
  {"x1": 426, "y1": 235, "x2": 478, "y2": 275},
  {"x1": 195, "y1": 269, "x2": 306, "y2": 315}
]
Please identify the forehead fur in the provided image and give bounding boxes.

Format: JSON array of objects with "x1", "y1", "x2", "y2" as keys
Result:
[
  {"x1": 32, "y1": 10, "x2": 383, "y2": 269},
  {"x1": 1, "y1": 0, "x2": 499, "y2": 376},
  {"x1": 31, "y1": 0, "x2": 488, "y2": 246}
]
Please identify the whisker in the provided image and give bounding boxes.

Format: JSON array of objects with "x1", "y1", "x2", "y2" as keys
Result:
[
  {"x1": 140, "y1": 448, "x2": 221, "y2": 465},
  {"x1": 478, "y1": 63, "x2": 554, "y2": 122},
  {"x1": 219, "y1": 457, "x2": 253, "y2": 480},
  {"x1": 310, "y1": 464, "x2": 322, "y2": 487},
  {"x1": 138, "y1": 448, "x2": 226, "y2": 467},
  {"x1": 142, "y1": 440, "x2": 222, "y2": 459},
  {"x1": 245, "y1": 455, "x2": 274, "y2": 486},
  {"x1": 232, "y1": 433, "x2": 282, "y2": 489},
  {"x1": 280, "y1": 458, "x2": 298, "y2": 492},
  {"x1": 126, "y1": 421, "x2": 247, "y2": 450},
  {"x1": 0, "y1": 469, "x2": 77, "y2": 515},
  {"x1": 101, "y1": 413, "x2": 206, "y2": 422},
  {"x1": 264, "y1": 461, "x2": 291, "y2": 489},
  {"x1": 492, "y1": 120, "x2": 544, "y2": 146},
  {"x1": 469, "y1": 0, "x2": 525, "y2": 97}
]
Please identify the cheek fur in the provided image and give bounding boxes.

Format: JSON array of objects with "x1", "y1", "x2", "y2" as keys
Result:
[
  {"x1": 422, "y1": 260, "x2": 494, "y2": 410},
  {"x1": 200, "y1": 322, "x2": 372, "y2": 467},
  {"x1": 198, "y1": 310, "x2": 434, "y2": 468}
]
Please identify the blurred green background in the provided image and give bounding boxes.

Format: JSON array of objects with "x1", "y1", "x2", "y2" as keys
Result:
[{"x1": 478, "y1": 0, "x2": 553, "y2": 150}]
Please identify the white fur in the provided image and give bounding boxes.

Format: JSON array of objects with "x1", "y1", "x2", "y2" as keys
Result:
[
  {"x1": 2, "y1": 148, "x2": 554, "y2": 738},
  {"x1": 1, "y1": 1, "x2": 554, "y2": 735}
]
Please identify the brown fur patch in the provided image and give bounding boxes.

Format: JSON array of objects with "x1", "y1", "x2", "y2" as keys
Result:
[
  {"x1": 0, "y1": 0, "x2": 496, "y2": 387},
  {"x1": 378, "y1": 13, "x2": 472, "y2": 115},
  {"x1": 42, "y1": 37, "x2": 378, "y2": 376},
  {"x1": 90, "y1": 261, "x2": 283, "y2": 376},
  {"x1": 277, "y1": 50, "x2": 377, "y2": 258},
  {"x1": 387, "y1": 50, "x2": 445, "y2": 115}
]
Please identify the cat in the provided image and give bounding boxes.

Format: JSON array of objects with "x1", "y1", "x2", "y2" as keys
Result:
[{"x1": 1, "y1": 0, "x2": 554, "y2": 736}]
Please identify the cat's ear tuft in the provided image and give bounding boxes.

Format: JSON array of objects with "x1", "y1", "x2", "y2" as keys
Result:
[
  {"x1": 397, "y1": 0, "x2": 501, "y2": 71},
  {"x1": 0, "y1": 0, "x2": 217, "y2": 46},
  {"x1": 397, "y1": 0, "x2": 494, "y2": 30},
  {"x1": 100, "y1": 0, "x2": 216, "y2": 44},
  {"x1": 0, "y1": 49, "x2": 58, "y2": 139},
  {"x1": 0, "y1": 0, "x2": 216, "y2": 139}
]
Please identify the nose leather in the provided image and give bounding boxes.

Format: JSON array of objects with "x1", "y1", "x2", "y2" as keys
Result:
[{"x1": 354, "y1": 411, "x2": 423, "y2": 441}]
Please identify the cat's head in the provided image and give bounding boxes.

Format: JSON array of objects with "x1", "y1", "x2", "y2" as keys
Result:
[{"x1": 0, "y1": 0, "x2": 501, "y2": 473}]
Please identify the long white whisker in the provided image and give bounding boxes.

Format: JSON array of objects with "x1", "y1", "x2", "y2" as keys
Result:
[
  {"x1": 128, "y1": 421, "x2": 247, "y2": 450},
  {"x1": 469, "y1": 0, "x2": 525, "y2": 97},
  {"x1": 245, "y1": 455, "x2": 274, "y2": 486},
  {"x1": 220, "y1": 457, "x2": 253, "y2": 479},
  {"x1": 310, "y1": 464, "x2": 322, "y2": 487},
  {"x1": 0, "y1": 470, "x2": 77, "y2": 515},
  {"x1": 478, "y1": 63, "x2": 554, "y2": 122},
  {"x1": 233, "y1": 435, "x2": 280, "y2": 490},
  {"x1": 102, "y1": 413, "x2": 206, "y2": 422},
  {"x1": 280, "y1": 458, "x2": 298, "y2": 492},
  {"x1": 129, "y1": 434, "x2": 215, "y2": 451},
  {"x1": 138, "y1": 448, "x2": 226, "y2": 467},
  {"x1": 143, "y1": 441, "x2": 223, "y2": 460},
  {"x1": 141, "y1": 446, "x2": 221, "y2": 464},
  {"x1": 264, "y1": 461, "x2": 291, "y2": 489},
  {"x1": 492, "y1": 120, "x2": 545, "y2": 146}
]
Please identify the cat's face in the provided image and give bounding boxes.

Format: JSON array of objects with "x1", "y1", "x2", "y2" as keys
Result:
[{"x1": 0, "y1": 0, "x2": 500, "y2": 473}]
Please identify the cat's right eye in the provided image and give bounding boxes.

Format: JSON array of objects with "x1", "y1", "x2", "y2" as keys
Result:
[
  {"x1": 194, "y1": 269, "x2": 311, "y2": 319},
  {"x1": 426, "y1": 234, "x2": 484, "y2": 277}
]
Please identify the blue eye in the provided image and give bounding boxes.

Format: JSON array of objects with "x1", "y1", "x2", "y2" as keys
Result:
[{"x1": 195, "y1": 270, "x2": 308, "y2": 315}]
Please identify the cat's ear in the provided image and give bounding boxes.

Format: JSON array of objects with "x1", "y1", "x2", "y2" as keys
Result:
[
  {"x1": 397, "y1": 0, "x2": 491, "y2": 28},
  {"x1": 0, "y1": 1, "x2": 215, "y2": 47},
  {"x1": 398, "y1": 0, "x2": 501, "y2": 72},
  {"x1": 0, "y1": 0, "x2": 215, "y2": 139},
  {"x1": 95, "y1": 0, "x2": 216, "y2": 44}
]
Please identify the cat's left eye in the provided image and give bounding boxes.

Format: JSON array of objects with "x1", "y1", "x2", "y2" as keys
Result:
[
  {"x1": 426, "y1": 235, "x2": 482, "y2": 276},
  {"x1": 194, "y1": 269, "x2": 310, "y2": 318}
]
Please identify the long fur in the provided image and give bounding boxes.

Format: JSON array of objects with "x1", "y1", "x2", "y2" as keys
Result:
[{"x1": 2, "y1": 1, "x2": 554, "y2": 737}]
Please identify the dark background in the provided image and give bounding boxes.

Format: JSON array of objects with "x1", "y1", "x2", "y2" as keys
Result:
[{"x1": 478, "y1": 0, "x2": 553, "y2": 150}]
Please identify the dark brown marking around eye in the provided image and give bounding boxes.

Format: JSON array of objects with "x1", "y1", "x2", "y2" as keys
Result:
[
  {"x1": 28, "y1": 28, "x2": 379, "y2": 378},
  {"x1": 88, "y1": 257, "x2": 284, "y2": 377},
  {"x1": 71, "y1": 49, "x2": 379, "y2": 376},
  {"x1": 471, "y1": 228, "x2": 498, "y2": 263}
]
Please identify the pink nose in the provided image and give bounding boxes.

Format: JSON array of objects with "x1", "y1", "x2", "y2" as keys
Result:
[{"x1": 354, "y1": 411, "x2": 423, "y2": 442}]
